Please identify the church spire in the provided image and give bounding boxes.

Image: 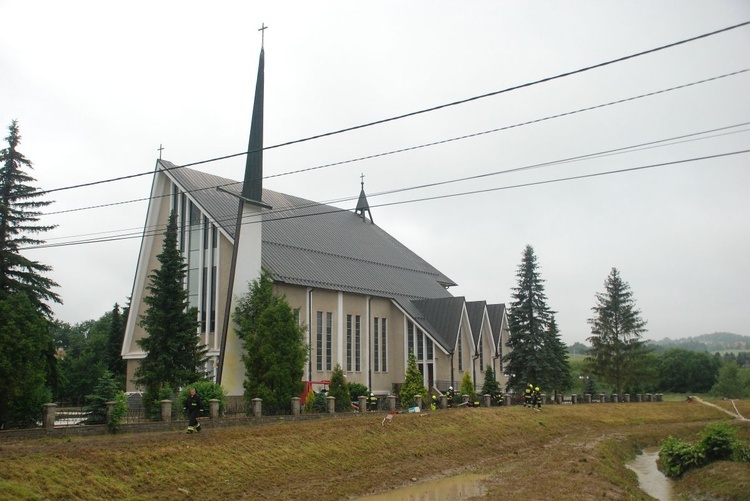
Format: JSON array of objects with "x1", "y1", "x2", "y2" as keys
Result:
[
  {"x1": 355, "y1": 173, "x2": 374, "y2": 223},
  {"x1": 242, "y1": 46, "x2": 265, "y2": 204}
]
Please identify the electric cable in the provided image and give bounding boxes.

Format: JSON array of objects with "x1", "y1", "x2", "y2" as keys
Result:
[{"x1": 35, "y1": 20, "x2": 750, "y2": 196}]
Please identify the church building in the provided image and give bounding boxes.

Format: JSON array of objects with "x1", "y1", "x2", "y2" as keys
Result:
[{"x1": 121, "y1": 47, "x2": 510, "y2": 400}]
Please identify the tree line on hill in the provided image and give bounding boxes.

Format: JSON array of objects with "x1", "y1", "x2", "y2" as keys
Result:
[{"x1": 2, "y1": 122, "x2": 748, "y2": 430}]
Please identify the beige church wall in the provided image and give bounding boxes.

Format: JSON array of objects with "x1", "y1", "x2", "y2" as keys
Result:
[
  {"x1": 369, "y1": 298, "x2": 406, "y2": 395},
  {"x1": 213, "y1": 231, "x2": 234, "y2": 354}
]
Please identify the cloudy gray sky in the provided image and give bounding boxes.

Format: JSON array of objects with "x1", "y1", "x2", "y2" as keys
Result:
[{"x1": 2, "y1": 1, "x2": 749, "y2": 345}]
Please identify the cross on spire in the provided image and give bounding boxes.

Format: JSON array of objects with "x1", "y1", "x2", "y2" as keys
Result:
[
  {"x1": 259, "y1": 23, "x2": 268, "y2": 48},
  {"x1": 360, "y1": 172, "x2": 365, "y2": 188},
  {"x1": 158, "y1": 144, "x2": 164, "y2": 159}
]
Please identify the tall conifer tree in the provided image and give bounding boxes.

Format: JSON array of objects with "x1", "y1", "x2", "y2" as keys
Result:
[
  {"x1": 503, "y1": 245, "x2": 570, "y2": 393},
  {"x1": 234, "y1": 269, "x2": 307, "y2": 415},
  {"x1": 586, "y1": 267, "x2": 648, "y2": 395},
  {"x1": 135, "y1": 212, "x2": 206, "y2": 399},
  {"x1": 0, "y1": 120, "x2": 60, "y2": 316}
]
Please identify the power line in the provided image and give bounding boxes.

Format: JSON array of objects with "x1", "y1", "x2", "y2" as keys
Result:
[
  {"x1": 37, "y1": 122, "x2": 750, "y2": 243},
  {"x1": 25, "y1": 149, "x2": 750, "y2": 250},
  {"x1": 36, "y1": 20, "x2": 750, "y2": 196},
  {"x1": 40, "y1": 67, "x2": 750, "y2": 217}
]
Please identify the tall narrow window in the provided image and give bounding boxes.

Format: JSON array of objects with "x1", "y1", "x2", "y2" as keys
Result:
[
  {"x1": 417, "y1": 329, "x2": 424, "y2": 360},
  {"x1": 316, "y1": 312, "x2": 323, "y2": 371},
  {"x1": 373, "y1": 318, "x2": 380, "y2": 372},
  {"x1": 381, "y1": 318, "x2": 387, "y2": 372},
  {"x1": 346, "y1": 315, "x2": 352, "y2": 372},
  {"x1": 458, "y1": 330, "x2": 463, "y2": 371},
  {"x1": 407, "y1": 321, "x2": 414, "y2": 357},
  {"x1": 479, "y1": 338, "x2": 484, "y2": 371},
  {"x1": 426, "y1": 338, "x2": 434, "y2": 360},
  {"x1": 326, "y1": 312, "x2": 332, "y2": 371},
  {"x1": 355, "y1": 315, "x2": 361, "y2": 372}
]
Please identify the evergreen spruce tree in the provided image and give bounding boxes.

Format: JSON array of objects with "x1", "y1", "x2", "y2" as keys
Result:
[
  {"x1": 328, "y1": 364, "x2": 351, "y2": 412},
  {"x1": 0, "y1": 292, "x2": 53, "y2": 428},
  {"x1": 134, "y1": 212, "x2": 206, "y2": 409},
  {"x1": 234, "y1": 269, "x2": 307, "y2": 415},
  {"x1": 586, "y1": 267, "x2": 649, "y2": 395},
  {"x1": 481, "y1": 366, "x2": 500, "y2": 397},
  {"x1": 400, "y1": 350, "x2": 427, "y2": 408},
  {"x1": 502, "y1": 245, "x2": 569, "y2": 393},
  {"x1": 0, "y1": 120, "x2": 60, "y2": 316},
  {"x1": 106, "y1": 303, "x2": 127, "y2": 384}
]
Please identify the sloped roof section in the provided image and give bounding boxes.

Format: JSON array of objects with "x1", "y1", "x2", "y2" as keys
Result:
[
  {"x1": 411, "y1": 296, "x2": 466, "y2": 351},
  {"x1": 465, "y1": 301, "x2": 487, "y2": 346},
  {"x1": 486, "y1": 303, "x2": 506, "y2": 348},
  {"x1": 163, "y1": 162, "x2": 456, "y2": 303}
]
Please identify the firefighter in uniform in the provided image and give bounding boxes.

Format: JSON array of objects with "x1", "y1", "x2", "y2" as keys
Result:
[
  {"x1": 445, "y1": 386, "x2": 455, "y2": 408},
  {"x1": 493, "y1": 390, "x2": 504, "y2": 406},
  {"x1": 524, "y1": 384, "x2": 533, "y2": 408},
  {"x1": 368, "y1": 393, "x2": 378, "y2": 411},
  {"x1": 185, "y1": 387, "x2": 203, "y2": 433},
  {"x1": 532, "y1": 386, "x2": 542, "y2": 411}
]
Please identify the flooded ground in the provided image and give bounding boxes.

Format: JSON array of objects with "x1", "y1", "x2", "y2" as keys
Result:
[
  {"x1": 625, "y1": 447, "x2": 676, "y2": 501},
  {"x1": 356, "y1": 473, "x2": 488, "y2": 501}
]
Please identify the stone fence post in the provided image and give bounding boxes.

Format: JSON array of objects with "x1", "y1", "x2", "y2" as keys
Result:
[
  {"x1": 358, "y1": 395, "x2": 367, "y2": 414},
  {"x1": 414, "y1": 395, "x2": 422, "y2": 410},
  {"x1": 612, "y1": 394, "x2": 619, "y2": 403},
  {"x1": 623, "y1": 394, "x2": 630, "y2": 403},
  {"x1": 504, "y1": 394, "x2": 511, "y2": 406},
  {"x1": 584, "y1": 393, "x2": 591, "y2": 404},
  {"x1": 161, "y1": 400, "x2": 172, "y2": 423},
  {"x1": 252, "y1": 397, "x2": 263, "y2": 417},
  {"x1": 646, "y1": 393, "x2": 653, "y2": 402},
  {"x1": 482, "y1": 394, "x2": 491, "y2": 407},
  {"x1": 43, "y1": 403, "x2": 57, "y2": 431},
  {"x1": 291, "y1": 397, "x2": 301, "y2": 416},
  {"x1": 209, "y1": 399, "x2": 220, "y2": 420},
  {"x1": 439, "y1": 395, "x2": 447, "y2": 409},
  {"x1": 461, "y1": 394, "x2": 470, "y2": 406},
  {"x1": 599, "y1": 393, "x2": 606, "y2": 403},
  {"x1": 656, "y1": 393, "x2": 663, "y2": 402},
  {"x1": 387, "y1": 395, "x2": 396, "y2": 412},
  {"x1": 326, "y1": 396, "x2": 335, "y2": 414},
  {"x1": 636, "y1": 394, "x2": 643, "y2": 402},
  {"x1": 571, "y1": 394, "x2": 578, "y2": 404},
  {"x1": 555, "y1": 393, "x2": 562, "y2": 405}
]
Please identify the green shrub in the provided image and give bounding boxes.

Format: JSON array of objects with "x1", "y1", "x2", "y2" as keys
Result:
[
  {"x1": 348, "y1": 383, "x2": 369, "y2": 401},
  {"x1": 312, "y1": 391, "x2": 327, "y2": 413},
  {"x1": 302, "y1": 389, "x2": 316, "y2": 414},
  {"x1": 108, "y1": 391, "x2": 128, "y2": 433},
  {"x1": 698, "y1": 421, "x2": 738, "y2": 462},
  {"x1": 84, "y1": 370, "x2": 121, "y2": 425},
  {"x1": 178, "y1": 381, "x2": 227, "y2": 417},
  {"x1": 400, "y1": 351, "x2": 427, "y2": 408},
  {"x1": 459, "y1": 371, "x2": 476, "y2": 401},
  {"x1": 659, "y1": 436, "x2": 705, "y2": 478},
  {"x1": 328, "y1": 364, "x2": 352, "y2": 412}
]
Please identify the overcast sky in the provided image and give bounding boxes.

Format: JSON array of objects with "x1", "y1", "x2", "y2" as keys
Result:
[{"x1": 1, "y1": 1, "x2": 749, "y2": 345}]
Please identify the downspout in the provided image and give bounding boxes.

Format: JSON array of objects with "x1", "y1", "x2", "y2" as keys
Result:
[
  {"x1": 450, "y1": 351, "x2": 455, "y2": 389},
  {"x1": 367, "y1": 296, "x2": 373, "y2": 392},
  {"x1": 472, "y1": 354, "x2": 479, "y2": 394},
  {"x1": 307, "y1": 287, "x2": 314, "y2": 382}
]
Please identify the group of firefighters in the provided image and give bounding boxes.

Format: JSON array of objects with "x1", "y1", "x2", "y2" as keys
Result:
[{"x1": 523, "y1": 383, "x2": 543, "y2": 411}]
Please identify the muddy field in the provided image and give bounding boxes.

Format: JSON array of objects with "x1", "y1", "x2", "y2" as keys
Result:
[{"x1": 1, "y1": 400, "x2": 748, "y2": 500}]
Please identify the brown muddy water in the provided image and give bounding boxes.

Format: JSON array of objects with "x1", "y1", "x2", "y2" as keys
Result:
[
  {"x1": 356, "y1": 473, "x2": 488, "y2": 500},
  {"x1": 625, "y1": 447, "x2": 676, "y2": 501}
]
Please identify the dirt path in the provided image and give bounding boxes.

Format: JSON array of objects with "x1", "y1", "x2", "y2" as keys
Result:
[{"x1": 692, "y1": 396, "x2": 749, "y2": 421}]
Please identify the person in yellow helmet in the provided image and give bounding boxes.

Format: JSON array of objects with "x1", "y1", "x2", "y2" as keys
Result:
[
  {"x1": 532, "y1": 386, "x2": 542, "y2": 412},
  {"x1": 524, "y1": 384, "x2": 533, "y2": 408}
]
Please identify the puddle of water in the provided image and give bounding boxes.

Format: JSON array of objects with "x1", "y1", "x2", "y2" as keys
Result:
[
  {"x1": 356, "y1": 473, "x2": 488, "y2": 501},
  {"x1": 625, "y1": 447, "x2": 676, "y2": 501}
]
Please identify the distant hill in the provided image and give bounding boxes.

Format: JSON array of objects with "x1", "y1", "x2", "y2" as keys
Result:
[
  {"x1": 648, "y1": 332, "x2": 749, "y2": 353},
  {"x1": 567, "y1": 332, "x2": 750, "y2": 354}
]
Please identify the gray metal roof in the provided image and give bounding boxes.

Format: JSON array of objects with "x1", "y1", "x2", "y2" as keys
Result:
[
  {"x1": 486, "y1": 303, "x2": 506, "y2": 349},
  {"x1": 411, "y1": 296, "x2": 466, "y2": 352},
  {"x1": 163, "y1": 161, "x2": 457, "y2": 316},
  {"x1": 465, "y1": 301, "x2": 486, "y2": 346}
]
